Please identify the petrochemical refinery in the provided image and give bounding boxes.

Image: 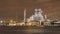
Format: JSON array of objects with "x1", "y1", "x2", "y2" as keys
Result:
[{"x1": 0, "y1": 8, "x2": 60, "y2": 27}]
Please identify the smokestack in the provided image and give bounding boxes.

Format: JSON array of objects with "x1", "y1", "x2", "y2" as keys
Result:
[{"x1": 24, "y1": 9, "x2": 26, "y2": 23}]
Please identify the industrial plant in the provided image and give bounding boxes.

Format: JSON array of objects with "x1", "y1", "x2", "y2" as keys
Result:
[{"x1": 0, "y1": 8, "x2": 60, "y2": 27}]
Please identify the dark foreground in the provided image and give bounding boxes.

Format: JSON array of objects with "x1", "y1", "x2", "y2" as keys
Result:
[{"x1": 0, "y1": 26, "x2": 60, "y2": 34}]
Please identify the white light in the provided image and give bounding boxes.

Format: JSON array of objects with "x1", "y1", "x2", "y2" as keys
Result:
[{"x1": 0, "y1": 20, "x2": 3, "y2": 23}]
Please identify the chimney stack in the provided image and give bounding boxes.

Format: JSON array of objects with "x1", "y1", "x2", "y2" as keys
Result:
[{"x1": 24, "y1": 9, "x2": 27, "y2": 23}]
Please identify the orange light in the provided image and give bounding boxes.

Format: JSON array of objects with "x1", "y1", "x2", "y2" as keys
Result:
[
  {"x1": 28, "y1": 22, "x2": 32, "y2": 26},
  {"x1": 10, "y1": 19, "x2": 13, "y2": 23},
  {"x1": 16, "y1": 23, "x2": 20, "y2": 26}
]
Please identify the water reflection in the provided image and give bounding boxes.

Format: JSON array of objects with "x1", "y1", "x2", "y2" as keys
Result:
[{"x1": 0, "y1": 26, "x2": 60, "y2": 34}]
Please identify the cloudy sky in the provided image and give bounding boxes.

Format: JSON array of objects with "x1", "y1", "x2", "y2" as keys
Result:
[{"x1": 0, "y1": 0, "x2": 60, "y2": 20}]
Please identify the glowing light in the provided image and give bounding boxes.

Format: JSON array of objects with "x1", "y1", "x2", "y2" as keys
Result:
[
  {"x1": 10, "y1": 19, "x2": 13, "y2": 23},
  {"x1": 26, "y1": 22, "x2": 32, "y2": 26},
  {"x1": 0, "y1": 20, "x2": 3, "y2": 23}
]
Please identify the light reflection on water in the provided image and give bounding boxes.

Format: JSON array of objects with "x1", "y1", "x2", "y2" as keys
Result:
[
  {"x1": 0, "y1": 26, "x2": 60, "y2": 34},
  {"x1": 21, "y1": 29, "x2": 44, "y2": 33}
]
